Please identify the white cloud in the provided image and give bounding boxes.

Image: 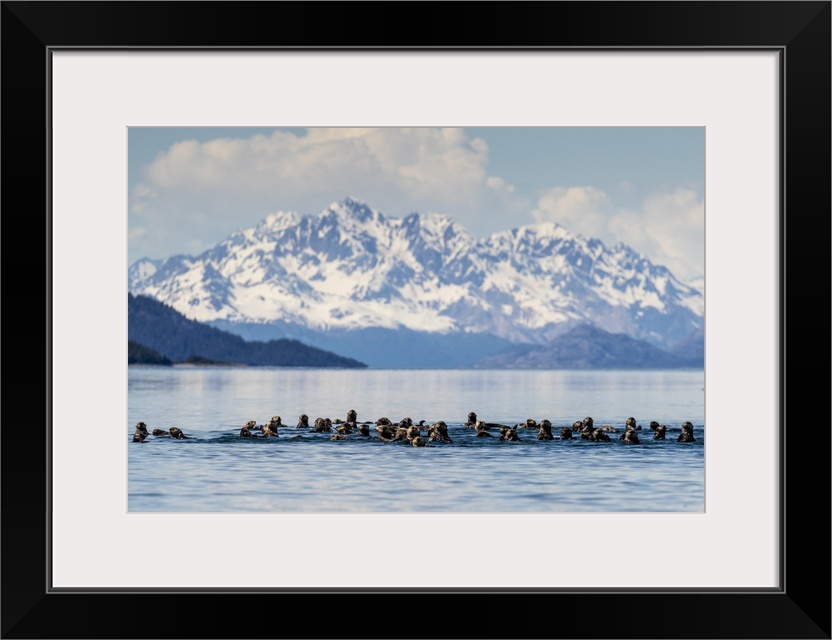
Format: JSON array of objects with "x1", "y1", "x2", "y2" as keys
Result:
[
  {"x1": 140, "y1": 128, "x2": 495, "y2": 205},
  {"x1": 532, "y1": 186, "x2": 612, "y2": 238},
  {"x1": 129, "y1": 128, "x2": 702, "y2": 282},
  {"x1": 533, "y1": 186, "x2": 704, "y2": 281},
  {"x1": 130, "y1": 128, "x2": 530, "y2": 262}
]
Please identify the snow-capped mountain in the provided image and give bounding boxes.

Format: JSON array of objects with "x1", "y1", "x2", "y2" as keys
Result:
[{"x1": 129, "y1": 197, "x2": 703, "y2": 352}]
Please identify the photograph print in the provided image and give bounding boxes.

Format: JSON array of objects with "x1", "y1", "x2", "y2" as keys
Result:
[{"x1": 127, "y1": 126, "x2": 705, "y2": 513}]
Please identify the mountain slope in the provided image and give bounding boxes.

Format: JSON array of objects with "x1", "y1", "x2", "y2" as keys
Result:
[
  {"x1": 129, "y1": 197, "x2": 704, "y2": 358},
  {"x1": 128, "y1": 293, "x2": 367, "y2": 367}
]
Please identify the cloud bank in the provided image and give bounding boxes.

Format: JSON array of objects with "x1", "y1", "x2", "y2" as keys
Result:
[
  {"x1": 532, "y1": 185, "x2": 704, "y2": 281},
  {"x1": 130, "y1": 128, "x2": 703, "y2": 281}
]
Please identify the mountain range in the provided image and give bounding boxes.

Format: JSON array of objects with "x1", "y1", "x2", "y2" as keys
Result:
[{"x1": 129, "y1": 197, "x2": 704, "y2": 368}]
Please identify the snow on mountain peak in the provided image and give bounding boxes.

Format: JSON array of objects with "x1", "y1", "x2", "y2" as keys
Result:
[
  {"x1": 128, "y1": 198, "x2": 704, "y2": 349},
  {"x1": 260, "y1": 210, "x2": 301, "y2": 231}
]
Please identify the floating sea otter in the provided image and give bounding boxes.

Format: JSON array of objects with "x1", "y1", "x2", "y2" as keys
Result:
[
  {"x1": 240, "y1": 420, "x2": 257, "y2": 437},
  {"x1": 520, "y1": 418, "x2": 537, "y2": 430},
  {"x1": 580, "y1": 417, "x2": 595, "y2": 440},
  {"x1": 560, "y1": 426, "x2": 573, "y2": 440},
  {"x1": 677, "y1": 421, "x2": 696, "y2": 442},
  {"x1": 537, "y1": 420, "x2": 554, "y2": 440},
  {"x1": 591, "y1": 429, "x2": 611, "y2": 442},
  {"x1": 152, "y1": 429, "x2": 169, "y2": 436},
  {"x1": 475, "y1": 420, "x2": 507, "y2": 437},
  {"x1": 133, "y1": 422, "x2": 149, "y2": 442},
  {"x1": 313, "y1": 417, "x2": 333, "y2": 433},
  {"x1": 411, "y1": 436, "x2": 427, "y2": 447},
  {"x1": 169, "y1": 427, "x2": 187, "y2": 439},
  {"x1": 297, "y1": 414, "x2": 309, "y2": 429},
  {"x1": 376, "y1": 424, "x2": 397, "y2": 442},
  {"x1": 475, "y1": 424, "x2": 493, "y2": 438},
  {"x1": 620, "y1": 422, "x2": 639, "y2": 444},
  {"x1": 649, "y1": 421, "x2": 667, "y2": 440},
  {"x1": 427, "y1": 421, "x2": 452, "y2": 443},
  {"x1": 261, "y1": 416, "x2": 281, "y2": 437},
  {"x1": 336, "y1": 421, "x2": 353, "y2": 435},
  {"x1": 499, "y1": 426, "x2": 521, "y2": 441},
  {"x1": 465, "y1": 412, "x2": 478, "y2": 428}
]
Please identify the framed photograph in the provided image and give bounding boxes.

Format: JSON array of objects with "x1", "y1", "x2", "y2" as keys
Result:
[
  {"x1": 124, "y1": 124, "x2": 707, "y2": 516},
  {"x1": 3, "y1": 2, "x2": 829, "y2": 638}
]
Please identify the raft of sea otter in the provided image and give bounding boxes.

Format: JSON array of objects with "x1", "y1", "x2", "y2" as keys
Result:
[{"x1": 132, "y1": 411, "x2": 698, "y2": 445}]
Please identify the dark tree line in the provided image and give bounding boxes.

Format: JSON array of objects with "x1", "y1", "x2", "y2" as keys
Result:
[
  {"x1": 128, "y1": 340, "x2": 172, "y2": 365},
  {"x1": 127, "y1": 294, "x2": 367, "y2": 368}
]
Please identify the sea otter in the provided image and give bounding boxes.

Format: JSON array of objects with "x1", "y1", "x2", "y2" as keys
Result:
[
  {"x1": 313, "y1": 417, "x2": 333, "y2": 433},
  {"x1": 336, "y1": 421, "x2": 354, "y2": 435},
  {"x1": 133, "y1": 422, "x2": 149, "y2": 442},
  {"x1": 591, "y1": 429, "x2": 611, "y2": 442},
  {"x1": 476, "y1": 419, "x2": 506, "y2": 432},
  {"x1": 375, "y1": 417, "x2": 392, "y2": 427},
  {"x1": 240, "y1": 420, "x2": 256, "y2": 437},
  {"x1": 677, "y1": 421, "x2": 696, "y2": 442},
  {"x1": 411, "y1": 436, "x2": 427, "y2": 447},
  {"x1": 580, "y1": 417, "x2": 596, "y2": 440},
  {"x1": 560, "y1": 427, "x2": 573, "y2": 440},
  {"x1": 169, "y1": 427, "x2": 187, "y2": 439},
  {"x1": 625, "y1": 419, "x2": 643, "y2": 430},
  {"x1": 427, "y1": 421, "x2": 452, "y2": 443},
  {"x1": 261, "y1": 416, "x2": 281, "y2": 437},
  {"x1": 537, "y1": 420, "x2": 554, "y2": 440},
  {"x1": 346, "y1": 409, "x2": 357, "y2": 424},
  {"x1": 500, "y1": 427, "x2": 521, "y2": 442},
  {"x1": 579, "y1": 417, "x2": 598, "y2": 439},
  {"x1": 465, "y1": 412, "x2": 478, "y2": 428},
  {"x1": 650, "y1": 421, "x2": 667, "y2": 440},
  {"x1": 620, "y1": 426, "x2": 640, "y2": 444},
  {"x1": 297, "y1": 414, "x2": 309, "y2": 429},
  {"x1": 521, "y1": 418, "x2": 538, "y2": 430},
  {"x1": 376, "y1": 424, "x2": 402, "y2": 442},
  {"x1": 406, "y1": 425, "x2": 420, "y2": 440},
  {"x1": 152, "y1": 429, "x2": 169, "y2": 436},
  {"x1": 357, "y1": 423, "x2": 370, "y2": 437},
  {"x1": 330, "y1": 434, "x2": 348, "y2": 441}
]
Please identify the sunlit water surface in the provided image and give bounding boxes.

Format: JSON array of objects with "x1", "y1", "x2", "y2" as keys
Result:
[{"x1": 128, "y1": 367, "x2": 704, "y2": 512}]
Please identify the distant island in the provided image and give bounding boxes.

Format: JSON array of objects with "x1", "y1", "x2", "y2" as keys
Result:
[
  {"x1": 476, "y1": 324, "x2": 703, "y2": 370},
  {"x1": 128, "y1": 294, "x2": 367, "y2": 368}
]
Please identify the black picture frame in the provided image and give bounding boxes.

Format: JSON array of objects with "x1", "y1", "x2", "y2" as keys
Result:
[{"x1": 2, "y1": 2, "x2": 829, "y2": 638}]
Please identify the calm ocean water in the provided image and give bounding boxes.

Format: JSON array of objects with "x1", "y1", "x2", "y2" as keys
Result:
[{"x1": 128, "y1": 367, "x2": 704, "y2": 512}]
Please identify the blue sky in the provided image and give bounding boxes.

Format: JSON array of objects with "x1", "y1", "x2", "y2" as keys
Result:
[{"x1": 129, "y1": 127, "x2": 704, "y2": 280}]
